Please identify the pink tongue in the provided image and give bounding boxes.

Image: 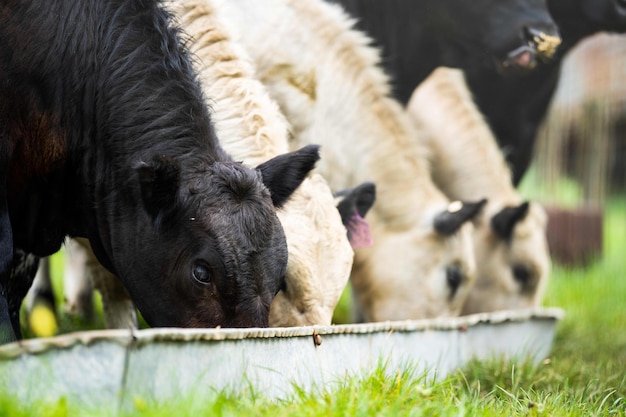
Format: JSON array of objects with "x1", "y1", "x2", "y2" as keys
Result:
[
  {"x1": 513, "y1": 50, "x2": 534, "y2": 68},
  {"x1": 346, "y1": 214, "x2": 373, "y2": 249}
]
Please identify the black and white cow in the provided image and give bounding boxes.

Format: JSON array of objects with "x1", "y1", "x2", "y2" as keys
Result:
[
  {"x1": 326, "y1": 0, "x2": 561, "y2": 104},
  {"x1": 0, "y1": 0, "x2": 318, "y2": 343},
  {"x1": 214, "y1": 0, "x2": 485, "y2": 322}
]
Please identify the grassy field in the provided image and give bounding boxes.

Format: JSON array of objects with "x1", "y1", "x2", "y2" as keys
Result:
[{"x1": 2, "y1": 197, "x2": 625, "y2": 416}]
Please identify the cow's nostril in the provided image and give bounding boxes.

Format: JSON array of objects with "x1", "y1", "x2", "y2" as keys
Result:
[{"x1": 446, "y1": 265, "x2": 463, "y2": 297}]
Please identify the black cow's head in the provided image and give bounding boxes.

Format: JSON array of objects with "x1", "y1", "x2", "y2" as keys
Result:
[
  {"x1": 103, "y1": 145, "x2": 320, "y2": 330},
  {"x1": 431, "y1": 0, "x2": 561, "y2": 73}
]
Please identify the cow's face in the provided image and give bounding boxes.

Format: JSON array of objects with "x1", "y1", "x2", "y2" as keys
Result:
[
  {"x1": 268, "y1": 180, "x2": 377, "y2": 327},
  {"x1": 110, "y1": 146, "x2": 319, "y2": 329},
  {"x1": 435, "y1": 0, "x2": 561, "y2": 73},
  {"x1": 268, "y1": 175, "x2": 355, "y2": 327},
  {"x1": 462, "y1": 202, "x2": 550, "y2": 315},
  {"x1": 350, "y1": 200, "x2": 483, "y2": 322}
]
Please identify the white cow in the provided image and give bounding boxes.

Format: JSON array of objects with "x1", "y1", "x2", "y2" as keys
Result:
[
  {"x1": 171, "y1": 0, "x2": 357, "y2": 327},
  {"x1": 407, "y1": 67, "x2": 551, "y2": 314},
  {"x1": 213, "y1": 0, "x2": 482, "y2": 321}
]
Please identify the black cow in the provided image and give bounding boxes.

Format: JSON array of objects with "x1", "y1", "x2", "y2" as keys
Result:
[
  {"x1": 0, "y1": 0, "x2": 319, "y2": 343},
  {"x1": 465, "y1": 0, "x2": 626, "y2": 184},
  {"x1": 327, "y1": 0, "x2": 560, "y2": 104}
]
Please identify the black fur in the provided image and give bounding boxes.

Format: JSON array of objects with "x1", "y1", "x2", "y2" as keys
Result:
[
  {"x1": 327, "y1": 0, "x2": 558, "y2": 104},
  {"x1": 0, "y1": 0, "x2": 317, "y2": 343},
  {"x1": 257, "y1": 144, "x2": 321, "y2": 208},
  {"x1": 491, "y1": 202, "x2": 531, "y2": 240},
  {"x1": 434, "y1": 199, "x2": 487, "y2": 236},
  {"x1": 135, "y1": 155, "x2": 182, "y2": 222},
  {"x1": 7, "y1": 250, "x2": 40, "y2": 340},
  {"x1": 465, "y1": 0, "x2": 626, "y2": 184}
]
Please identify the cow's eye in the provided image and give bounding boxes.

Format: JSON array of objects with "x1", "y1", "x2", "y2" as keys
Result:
[{"x1": 192, "y1": 263, "x2": 211, "y2": 285}]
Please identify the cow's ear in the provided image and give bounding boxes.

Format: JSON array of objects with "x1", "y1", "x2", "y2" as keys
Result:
[
  {"x1": 434, "y1": 199, "x2": 487, "y2": 236},
  {"x1": 135, "y1": 155, "x2": 180, "y2": 219},
  {"x1": 491, "y1": 201, "x2": 530, "y2": 240},
  {"x1": 256, "y1": 145, "x2": 320, "y2": 208},
  {"x1": 335, "y1": 182, "x2": 376, "y2": 224},
  {"x1": 335, "y1": 182, "x2": 377, "y2": 249}
]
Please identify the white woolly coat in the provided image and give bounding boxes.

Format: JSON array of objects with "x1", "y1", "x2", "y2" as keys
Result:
[
  {"x1": 408, "y1": 67, "x2": 550, "y2": 313},
  {"x1": 166, "y1": 0, "x2": 355, "y2": 327},
  {"x1": 212, "y1": 0, "x2": 478, "y2": 321}
]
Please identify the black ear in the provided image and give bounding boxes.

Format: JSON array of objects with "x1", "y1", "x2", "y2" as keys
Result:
[
  {"x1": 335, "y1": 182, "x2": 377, "y2": 249},
  {"x1": 491, "y1": 201, "x2": 530, "y2": 240},
  {"x1": 335, "y1": 182, "x2": 377, "y2": 225},
  {"x1": 256, "y1": 145, "x2": 320, "y2": 208},
  {"x1": 135, "y1": 155, "x2": 181, "y2": 220},
  {"x1": 434, "y1": 198, "x2": 487, "y2": 236}
]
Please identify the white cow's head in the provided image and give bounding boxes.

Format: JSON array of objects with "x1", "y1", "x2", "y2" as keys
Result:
[
  {"x1": 351, "y1": 199, "x2": 484, "y2": 322},
  {"x1": 462, "y1": 201, "x2": 550, "y2": 314}
]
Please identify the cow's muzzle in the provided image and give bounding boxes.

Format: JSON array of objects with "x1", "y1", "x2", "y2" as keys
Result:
[
  {"x1": 501, "y1": 26, "x2": 561, "y2": 72},
  {"x1": 524, "y1": 27, "x2": 561, "y2": 61}
]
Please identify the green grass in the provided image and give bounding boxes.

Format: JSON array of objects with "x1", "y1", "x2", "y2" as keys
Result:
[{"x1": 3, "y1": 197, "x2": 625, "y2": 416}]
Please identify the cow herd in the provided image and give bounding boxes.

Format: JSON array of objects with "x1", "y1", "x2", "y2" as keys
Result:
[{"x1": 0, "y1": 0, "x2": 624, "y2": 345}]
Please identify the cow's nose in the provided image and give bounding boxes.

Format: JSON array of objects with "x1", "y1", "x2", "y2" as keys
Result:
[{"x1": 522, "y1": 25, "x2": 561, "y2": 60}]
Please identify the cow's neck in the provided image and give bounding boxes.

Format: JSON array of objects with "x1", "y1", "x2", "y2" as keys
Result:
[
  {"x1": 169, "y1": 0, "x2": 289, "y2": 167},
  {"x1": 0, "y1": 0, "x2": 224, "y2": 233},
  {"x1": 328, "y1": 0, "x2": 442, "y2": 105},
  {"x1": 287, "y1": 0, "x2": 446, "y2": 230},
  {"x1": 409, "y1": 68, "x2": 521, "y2": 204}
]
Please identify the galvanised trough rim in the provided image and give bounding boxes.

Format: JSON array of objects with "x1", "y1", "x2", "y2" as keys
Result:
[
  {"x1": 0, "y1": 307, "x2": 564, "y2": 413},
  {"x1": 0, "y1": 307, "x2": 564, "y2": 358}
]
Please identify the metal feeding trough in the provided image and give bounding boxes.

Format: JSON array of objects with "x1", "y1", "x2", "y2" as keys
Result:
[{"x1": 0, "y1": 307, "x2": 563, "y2": 413}]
